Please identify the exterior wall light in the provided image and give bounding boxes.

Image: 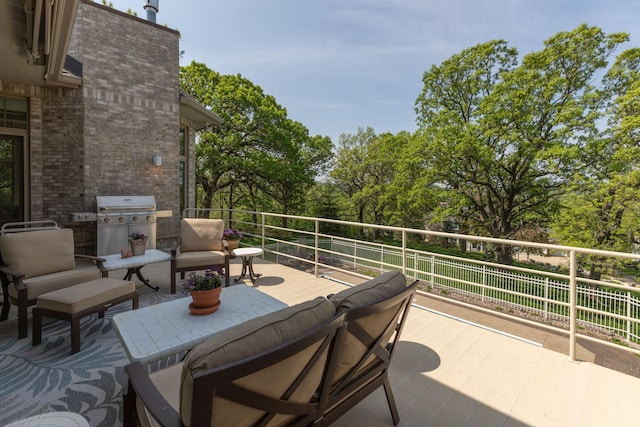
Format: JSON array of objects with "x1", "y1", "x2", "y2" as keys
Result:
[{"x1": 152, "y1": 155, "x2": 162, "y2": 166}]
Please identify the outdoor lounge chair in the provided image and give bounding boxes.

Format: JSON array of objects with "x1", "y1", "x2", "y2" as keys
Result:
[
  {"x1": 170, "y1": 218, "x2": 230, "y2": 293},
  {"x1": 123, "y1": 270, "x2": 417, "y2": 426},
  {"x1": 125, "y1": 297, "x2": 344, "y2": 426},
  {"x1": 0, "y1": 222, "x2": 107, "y2": 339},
  {"x1": 323, "y1": 271, "x2": 418, "y2": 425}
]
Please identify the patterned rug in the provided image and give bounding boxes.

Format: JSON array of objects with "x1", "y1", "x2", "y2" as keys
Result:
[{"x1": 0, "y1": 288, "x2": 185, "y2": 426}]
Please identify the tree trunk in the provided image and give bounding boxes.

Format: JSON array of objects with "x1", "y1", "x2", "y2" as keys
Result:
[
  {"x1": 496, "y1": 244, "x2": 512, "y2": 265},
  {"x1": 357, "y1": 206, "x2": 365, "y2": 237},
  {"x1": 200, "y1": 183, "x2": 213, "y2": 218}
]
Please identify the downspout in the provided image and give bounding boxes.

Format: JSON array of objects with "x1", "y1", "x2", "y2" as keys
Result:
[
  {"x1": 31, "y1": 0, "x2": 44, "y2": 60},
  {"x1": 44, "y1": 0, "x2": 54, "y2": 56}
]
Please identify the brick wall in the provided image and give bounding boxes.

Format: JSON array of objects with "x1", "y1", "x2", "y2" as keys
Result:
[
  {"x1": 66, "y1": 2, "x2": 181, "y2": 252},
  {"x1": 1, "y1": 2, "x2": 185, "y2": 253}
]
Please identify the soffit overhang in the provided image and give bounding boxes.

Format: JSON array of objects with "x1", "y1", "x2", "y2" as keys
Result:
[
  {"x1": 179, "y1": 91, "x2": 224, "y2": 131},
  {"x1": 0, "y1": 0, "x2": 81, "y2": 88}
]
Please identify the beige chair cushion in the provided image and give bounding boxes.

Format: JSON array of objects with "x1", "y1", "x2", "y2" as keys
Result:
[
  {"x1": 175, "y1": 250, "x2": 226, "y2": 270},
  {"x1": 329, "y1": 270, "x2": 407, "y2": 311},
  {"x1": 10, "y1": 267, "x2": 102, "y2": 300},
  {"x1": 329, "y1": 270, "x2": 408, "y2": 384},
  {"x1": 179, "y1": 219, "x2": 224, "y2": 252},
  {"x1": 180, "y1": 296, "x2": 336, "y2": 426},
  {"x1": 36, "y1": 278, "x2": 135, "y2": 314},
  {"x1": 0, "y1": 228, "x2": 76, "y2": 278}
]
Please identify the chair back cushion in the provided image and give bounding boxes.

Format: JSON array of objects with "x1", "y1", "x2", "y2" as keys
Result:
[
  {"x1": 329, "y1": 270, "x2": 407, "y2": 311},
  {"x1": 328, "y1": 271, "x2": 408, "y2": 384},
  {"x1": 179, "y1": 218, "x2": 224, "y2": 252},
  {"x1": 0, "y1": 228, "x2": 76, "y2": 278},
  {"x1": 180, "y1": 296, "x2": 336, "y2": 426}
]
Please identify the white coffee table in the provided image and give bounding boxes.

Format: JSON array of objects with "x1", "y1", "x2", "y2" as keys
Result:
[
  {"x1": 233, "y1": 247, "x2": 264, "y2": 284},
  {"x1": 101, "y1": 249, "x2": 171, "y2": 291},
  {"x1": 112, "y1": 283, "x2": 287, "y2": 366}
]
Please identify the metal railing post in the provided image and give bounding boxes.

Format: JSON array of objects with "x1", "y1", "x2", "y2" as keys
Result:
[
  {"x1": 568, "y1": 249, "x2": 577, "y2": 361},
  {"x1": 261, "y1": 212, "x2": 265, "y2": 251},
  {"x1": 544, "y1": 276, "x2": 549, "y2": 320},
  {"x1": 482, "y1": 265, "x2": 486, "y2": 302},
  {"x1": 402, "y1": 230, "x2": 407, "y2": 277},
  {"x1": 353, "y1": 241, "x2": 357, "y2": 270},
  {"x1": 627, "y1": 291, "x2": 631, "y2": 342},
  {"x1": 430, "y1": 255, "x2": 435, "y2": 286},
  {"x1": 314, "y1": 219, "x2": 319, "y2": 277}
]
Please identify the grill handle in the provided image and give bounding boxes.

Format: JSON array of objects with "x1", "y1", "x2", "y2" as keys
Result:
[{"x1": 99, "y1": 205, "x2": 155, "y2": 211}]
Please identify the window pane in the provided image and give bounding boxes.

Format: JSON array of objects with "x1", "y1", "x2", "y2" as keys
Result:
[
  {"x1": 0, "y1": 96, "x2": 28, "y2": 129},
  {"x1": 0, "y1": 135, "x2": 24, "y2": 224}
]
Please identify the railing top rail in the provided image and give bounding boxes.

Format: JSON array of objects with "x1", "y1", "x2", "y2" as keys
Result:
[{"x1": 185, "y1": 208, "x2": 640, "y2": 262}]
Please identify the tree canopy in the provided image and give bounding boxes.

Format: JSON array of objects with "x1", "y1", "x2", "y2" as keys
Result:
[
  {"x1": 413, "y1": 24, "x2": 630, "y2": 263},
  {"x1": 179, "y1": 61, "x2": 333, "y2": 220},
  {"x1": 180, "y1": 25, "x2": 640, "y2": 271}
]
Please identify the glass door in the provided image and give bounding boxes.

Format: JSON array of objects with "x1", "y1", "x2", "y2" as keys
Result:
[{"x1": 0, "y1": 134, "x2": 24, "y2": 225}]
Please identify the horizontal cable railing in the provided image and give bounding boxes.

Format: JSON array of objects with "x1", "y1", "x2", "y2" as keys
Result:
[{"x1": 184, "y1": 208, "x2": 640, "y2": 359}]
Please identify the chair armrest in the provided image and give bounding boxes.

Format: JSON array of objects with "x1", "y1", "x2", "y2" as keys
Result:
[
  {"x1": 74, "y1": 254, "x2": 107, "y2": 274},
  {"x1": 222, "y1": 239, "x2": 229, "y2": 256},
  {"x1": 125, "y1": 362, "x2": 184, "y2": 427},
  {"x1": 0, "y1": 264, "x2": 26, "y2": 282},
  {"x1": 171, "y1": 240, "x2": 181, "y2": 257}
]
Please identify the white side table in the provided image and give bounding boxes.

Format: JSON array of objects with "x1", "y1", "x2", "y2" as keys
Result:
[
  {"x1": 4, "y1": 412, "x2": 89, "y2": 427},
  {"x1": 101, "y1": 249, "x2": 171, "y2": 291},
  {"x1": 232, "y1": 247, "x2": 264, "y2": 284}
]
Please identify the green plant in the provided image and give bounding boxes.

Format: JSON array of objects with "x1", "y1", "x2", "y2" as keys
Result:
[
  {"x1": 181, "y1": 267, "x2": 224, "y2": 294},
  {"x1": 129, "y1": 232, "x2": 147, "y2": 240},
  {"x1": 223, "y1": 228, "x2": 243, "y2": 240}
]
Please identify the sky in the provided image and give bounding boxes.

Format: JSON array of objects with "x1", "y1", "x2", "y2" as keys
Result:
[{"x1": 108, "y1": 0, "x2": 638, "y2": 145}]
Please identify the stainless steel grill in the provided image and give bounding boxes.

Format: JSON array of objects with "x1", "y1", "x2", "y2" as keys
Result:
[{"x1": 69, "y1": 195, "x2": 170, "y2": 256}]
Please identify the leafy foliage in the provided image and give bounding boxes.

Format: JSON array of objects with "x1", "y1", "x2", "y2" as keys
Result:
[
  {"x1": 179, "y1": 62, "x2": 333, "y2": 221},
  {"x1": 413, "y1": 25, "x2": 629, "y2": 263}
]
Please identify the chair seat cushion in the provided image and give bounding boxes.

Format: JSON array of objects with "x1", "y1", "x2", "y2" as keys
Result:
[
  {"x1": 180, "y1": 296, "x2": 336, "y2": 426},
  {"x1": 36, "y1": 278, "x2": 135, "y2": 314},
  {"x1": 0, "y1": 228, "x2": 76, "y2": 278},
  {"x1": 9, "y1": 267, "x2": 102, "y2": 300},
  {"x1": 175, "y1": 251, "x2": 226, "y2": 270}
]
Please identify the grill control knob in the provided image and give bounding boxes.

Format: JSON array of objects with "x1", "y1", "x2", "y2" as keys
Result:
[
  {"x1": 147, "y1": 215, "x2": 153, "y2": 221},
  {"x1": 119, "y1": 217, "x2": 126, "y2": 223},
  {"x1": 132, "y1": 216, "x2": 138, "y2": 222},
  {"x1": 104, "y1": 217, "x2": 110, "y2": 224}
]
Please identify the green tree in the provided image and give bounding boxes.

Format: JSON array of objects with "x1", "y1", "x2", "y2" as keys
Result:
[
  {"x1": 552, "y1": 47, "x2": 640, "y2": 279},
  {"x1": 330, "y1": 127, "x2": 377, "y2": 232},
  {"x1": 179, "y1": 62, "x2": 332, "y2": 223},
  {"x1": 330, "y1": 128, "x2": 407, "y2": 238},
  {"x1": 414, "y1": 25, "x2": 628, "y2": 264}
]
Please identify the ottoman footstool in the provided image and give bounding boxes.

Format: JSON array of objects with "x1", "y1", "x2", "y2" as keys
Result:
[{"x1": 33, "y1": 278, "x2": 138, "y2": 354}]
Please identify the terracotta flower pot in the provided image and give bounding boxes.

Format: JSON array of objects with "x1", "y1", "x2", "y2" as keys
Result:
[{"x1": 189, "y1": 287, "x2": 222, "y2": 315}]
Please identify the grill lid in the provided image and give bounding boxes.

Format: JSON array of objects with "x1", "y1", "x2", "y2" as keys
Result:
[{"x1": 96, "y1": 196, "x2": 156, "y2": 212}]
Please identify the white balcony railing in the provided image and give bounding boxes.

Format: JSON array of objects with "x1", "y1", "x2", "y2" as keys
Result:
[{"x1": 184, "y1": 208, "x2": 640, "y2": 360}]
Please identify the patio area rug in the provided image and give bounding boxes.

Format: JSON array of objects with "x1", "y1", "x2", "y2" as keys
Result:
[{"x1": 0, "y1": 287, "x2": 185, "y2": 426}]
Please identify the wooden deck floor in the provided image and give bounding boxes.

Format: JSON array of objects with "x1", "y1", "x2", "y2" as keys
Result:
[{"x1": 114, "y1": 256, "x2": 640, "y2": 426}]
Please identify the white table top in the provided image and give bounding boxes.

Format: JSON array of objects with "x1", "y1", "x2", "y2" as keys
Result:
[
  {"x1": 101, "y1": 249, "x2": 171, "y2": 271},
  {"x1": 4, "y1": 412, "x2": 89, "y2": 427},
  {"x1": 112, "y1": 284, "x2": 287, "y2": 365},
  {"x1": 232, "y1": 247, "x2": 264, "y2": 257}
]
